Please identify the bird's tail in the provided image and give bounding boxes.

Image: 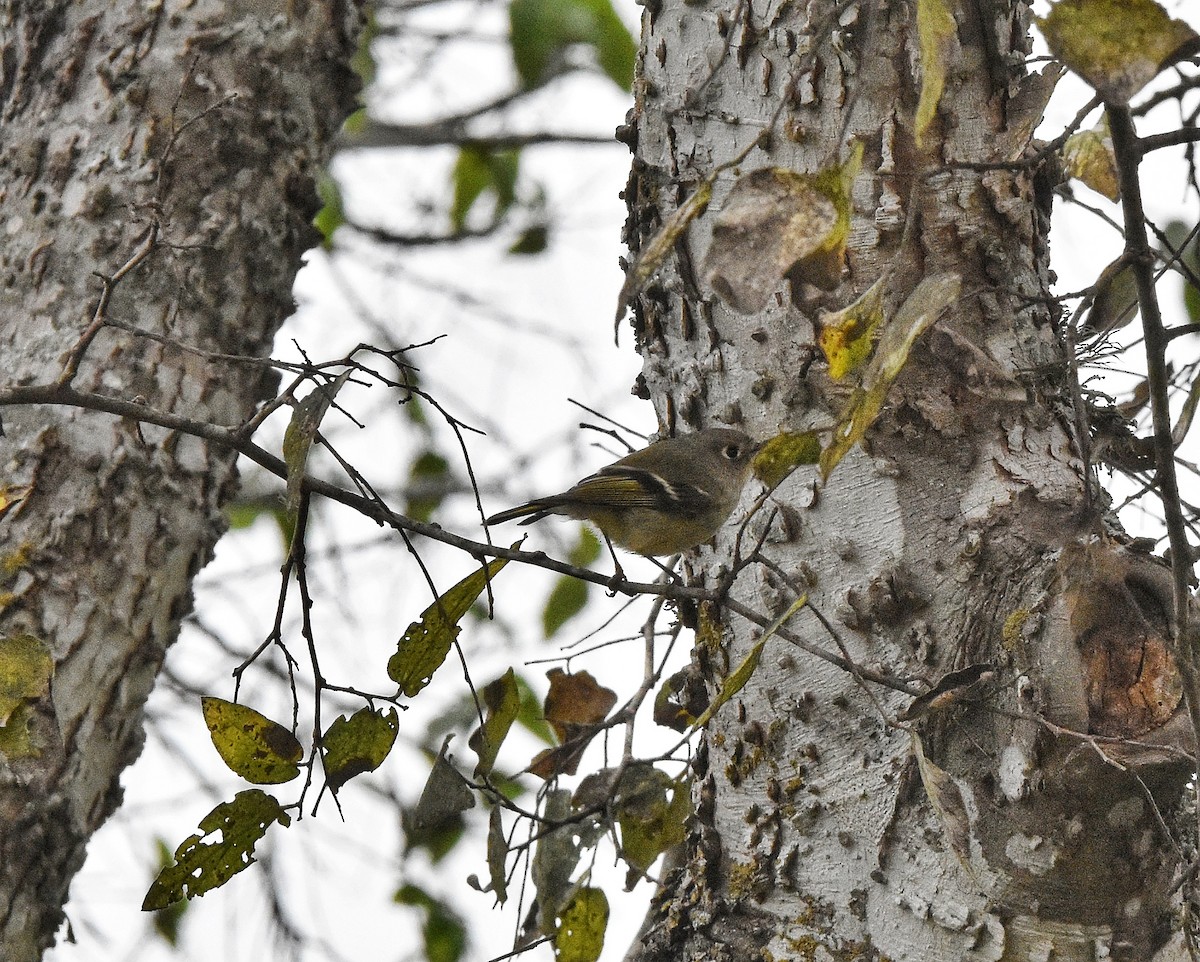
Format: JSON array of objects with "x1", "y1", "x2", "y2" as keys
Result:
[{"x1": 485, "y1": 499, "x2": 560, "y2": 526}]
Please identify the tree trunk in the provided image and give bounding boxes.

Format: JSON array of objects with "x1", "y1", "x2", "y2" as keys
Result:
[
  {"x1": 0, "y1": 3, "x2": 360, "y2": 958},
  {"x1": 623, "y1": 1, "x2": 1193, "y2": 960}
]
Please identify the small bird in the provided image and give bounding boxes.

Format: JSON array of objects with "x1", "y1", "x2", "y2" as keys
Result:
[{"x1": 485, "y1": 428, "x2": 759, "y2": 558}]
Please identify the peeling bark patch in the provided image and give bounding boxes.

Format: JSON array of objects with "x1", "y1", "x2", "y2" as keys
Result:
[
  {"x1": 1079, "y1": 623, "x2": 1181, "y2": 737},
  {"x1": 1068, "y1": 566, "x2": 1182, "y2": 737}
]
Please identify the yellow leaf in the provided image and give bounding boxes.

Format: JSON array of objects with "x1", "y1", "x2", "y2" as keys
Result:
[
  {"x1": 1062, "y1": 122, "x2": 1118, "y2": 200},
  {"x1": 388, "y1": 554, "x2": 509, "y2": 696},
  {"x1": 0, "y1": 633, "x2": 52, "y2": 726},
  {"x1": 0, "y1": 485, "x2": 31, "y2": 521},
  {"x1": 556, "y1": 887, "x2": 608, "y2": 962},
  {"x1": 817, "y1": 276, "x2": 887, "y2": 380},
  {"x1": 143, "y1": 790, "x2": 290, "y2": 910},
  {"x1": 691, "y1": 597, "x2": 806, "y2": 730},
  {"x1": 1039, "y1": 0, "x2": 1199, "y2": 104},
  {"x1": 322, "y1": 707, "x2": 399, "y2": 793},
  {"x1": 201, "y1": 697, "x2": 302, "y2": 785},
  {"x1": 915, "y1": 0, "x2": 957, "y2": 145},
  {"x1": 821, "y1": 273, "x2": 961, "y2": 479},
  {"x1": 469, "y1": 668, "x2": 521, "y2": 777}
]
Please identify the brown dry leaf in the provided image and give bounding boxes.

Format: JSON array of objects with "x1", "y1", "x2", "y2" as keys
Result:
[
  {"x1": 526, "y1": 669, "x2": 618, "y2": 780},
  {"x1": 705, "y1": 145, "x2": 862, "y2": 313}
]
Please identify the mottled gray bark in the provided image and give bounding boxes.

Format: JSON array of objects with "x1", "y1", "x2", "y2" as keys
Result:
[
  {"x1": 622, "y1": 1, "x2": 1192, "y2": 960},
  {"x1": 0, "y1": 2, "x2": 361, "y2": 958}
]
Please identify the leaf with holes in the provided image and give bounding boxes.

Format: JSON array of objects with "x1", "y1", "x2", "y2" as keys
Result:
[
  {"x1": 388, "y1": 555, "x2": 509, "y2": 697},
  {"x1": 556, "y1": 887, "x2": 609, "y2": 962},
  {"x1": 322, "y1": 707, "x2": 399, "y2": 793},
  {"x1": 142, "y1": 790, "x2": 290, "y2": 910}
]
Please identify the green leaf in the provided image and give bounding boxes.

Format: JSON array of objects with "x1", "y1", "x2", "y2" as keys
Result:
[
  {"x1": 451, "y1": 147, "x2": 520, "y2": 232},
  {"x1": 0, "y1": 633, "x2": 53, "y2": 726},
  {"x1": 691, "y1": 598, "x2": 807, "y2": 730},
  {"x1": 395, "y1": 884, "x2": 468, "y2": 962},
  {"x1": 515, "y1": 673, "x2": 557, "y2": 745},
  {"x1": 692, "y1": 637, "x2": 767, "y2": 731},
  {"x1": 1164, "y1": 221, "x2": 1200, "y2": 323},
  {"x1": 281, "y1": 370, "x2": 353, "y2": 524},
  {"x1": 1038, "y1": 0, "x2": 1198, "y2": 104},
  {"x1": 915, "y1": 0, "x2": 957, "y2": 145},
  {"x1": 201, "y1": 697, "x2": 302, "y2": 785},
  {"x1": 404, "y1": 810, "x2": 467, "y2": 864},
  {"x1": 469, "y1": 669, "x2": 521, "y2": 777},
  {"x1": 509, "y1": 0, "x2": 635, "y2": 90},
  {"x1": 349, "y1": 9, "x2": 379, "y2": 86},
  {"x1": 751, "y1": 431, "x2": 823, "y2": 490},
  {"x1": 487, "y1": 805, "x2": 509, "y2": 904},
  {"x1": 615, "y1": 765, "x2": 689, "y2": 872},
  {"x1": 388, "y1": 555, "x2": 509, "y2": 696},
  {"x1": 321, "y1": 707, "x2": 399, "y2": 793},
  {"x1": 312, "y1": 174, "x2": 345, "y2": 249},
  {"x1": 149, "y1": 839, "x2": 189, "y2": 946},
  {"x1": 406, "y1": 450, "x2": 451, "y2": 523},
  {"x1": 555, "y1": 887, "x2": 609, "y2": 962},
  {"x1": 142, "y1": 790, "x2": 290, "y2": 910},
  {"x1": 568, "y1": 527, "x2": 603, "y2": 566},
  {"x1": 225, "y1": 499, "x2": 272, "y2": 530},
  {"x1": 616, "y1": 174, "x2": 715, "y2": 326},
  {"x1": 821, "y1": 273, "x2": 961, "y2": 479},
  {"x1": 543, "y1": 577, "x2": 589, "y2": 638},
  {"x1": 342, "y1": 106, "x2": 368, "y2": 137},
  {"x1": 509, "y1": 223, "x2": 549, "y2": 255}
]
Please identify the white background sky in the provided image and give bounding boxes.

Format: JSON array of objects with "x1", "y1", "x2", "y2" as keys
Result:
[{"x1": 46, "y1": 2, "x2": 1200, "y2": 961}]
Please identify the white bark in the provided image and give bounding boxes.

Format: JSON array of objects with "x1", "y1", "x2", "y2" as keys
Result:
[
  {"x1": 623, "y1": 1, "x2": 1192, "y2": 960},
  {"x1": 0, "y1": 2, "x2": 361, "y2": 958}
]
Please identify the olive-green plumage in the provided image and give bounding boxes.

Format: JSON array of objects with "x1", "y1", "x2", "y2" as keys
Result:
[{"x1": 486, "y1": 428, "x2": 758, "y2": 556}]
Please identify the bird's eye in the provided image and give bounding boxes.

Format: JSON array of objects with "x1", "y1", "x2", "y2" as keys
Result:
[{"x1": 723, "y1": 444, "x2": 742, "y2": 460}]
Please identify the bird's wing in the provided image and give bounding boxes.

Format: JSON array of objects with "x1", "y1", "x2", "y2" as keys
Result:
[{"x1": 570, "y1": 467, "x2": 711, "y2": 517}]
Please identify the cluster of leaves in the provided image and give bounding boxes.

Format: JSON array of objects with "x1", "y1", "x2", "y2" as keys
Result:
[
  {"x1": 142, "y1": 548, "x2": 671, "y2": 962},
  {"x1": 313, "y1": 0, "x2": 636, "y2": 257}
]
